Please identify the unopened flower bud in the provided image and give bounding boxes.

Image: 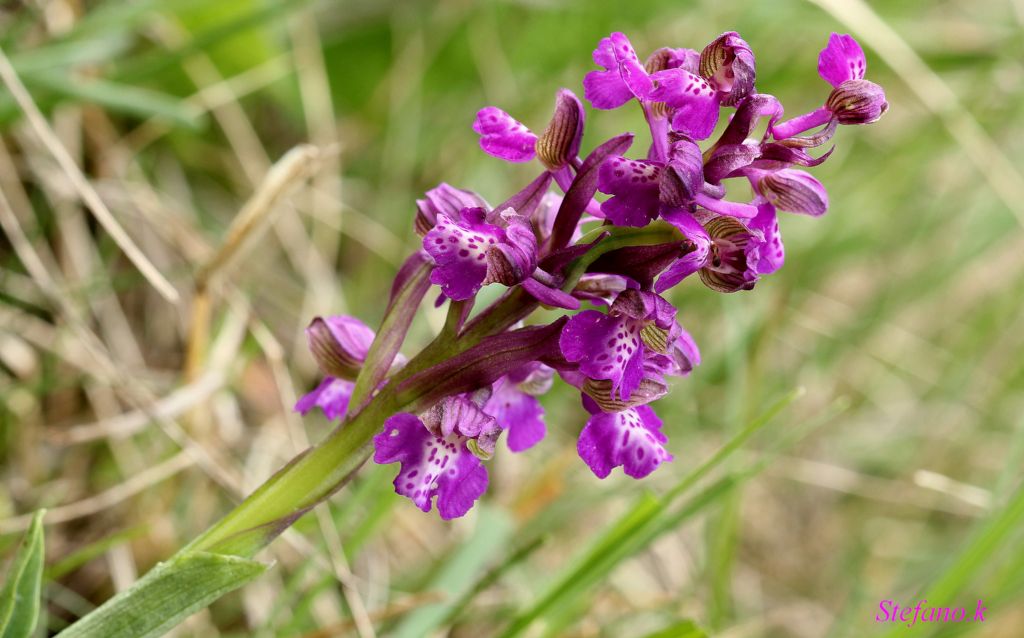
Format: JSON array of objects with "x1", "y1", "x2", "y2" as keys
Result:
[
  {"x1": 699, "y1": 32, "x2": 756, "y2": 106},
  {"x1": 825, "y1": 79, "x2": 888, "y2": 125},
  {"x1": 305, "y1": 316, "x2": 375, "y2": 380},
  {"x1": 535, "y1": 89, "x2": 584, "y2": 170},
  {"x1": 758, "y1": 169, "x2": 829, "y2": 217}
]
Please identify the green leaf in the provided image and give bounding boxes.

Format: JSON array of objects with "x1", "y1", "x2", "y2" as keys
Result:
[
  {"x1": 55, "y1": 551, "x2": 267, "y2": 638},
  {"x1": 0, "y1": 509, "x2": 46, "y2": 638}
]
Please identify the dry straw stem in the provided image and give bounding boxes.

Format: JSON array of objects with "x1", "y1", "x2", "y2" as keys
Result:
[
  {"x1": 195, "y1": 144, "x2": 322, "y2": 288},
  {"x1": 807, "y1": 0, "x2": 1024, "y2": 228},
  {"x1": 0, "y1": 45, "x2": 180, "y2": 303},
  {"x1": 0, "y1": 452, "x2": 195, "y2": 535},
  {"x1": 186, "y1": 144, "x2": 320, "y2": 391}
]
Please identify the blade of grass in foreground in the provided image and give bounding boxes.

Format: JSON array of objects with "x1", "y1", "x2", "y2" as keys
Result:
[
  {"x1": 497, "y1": 388, "x2": 804, "y2": 638},
  {"x1": 0, "y1": 510, "x2": 46, "y2": 638}
]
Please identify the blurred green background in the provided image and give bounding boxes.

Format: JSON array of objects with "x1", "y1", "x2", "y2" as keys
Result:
[{"x1": 1, "y1": 0, "x2": 1023, "y2": 636}]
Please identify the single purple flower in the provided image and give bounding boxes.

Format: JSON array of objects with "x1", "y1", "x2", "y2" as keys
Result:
[
  {"x1": 473, "y1": 90, "x2": 586, "y2": 181},
  {"x1": 423, "y1": 207, "x2": 539, "y2": 300},
  {"x1": 656, "y1": 210, "x2": 773, "y2": 293},
  {"x1": 577, "y1": 396, "x2": 672, "y2": 479},
  {"x1": 560, "y1": 289, "x2": 679, "y2": 401},
  {"x1": 373, "y1": 394, "x2": 500, "y2": 519},
  {"x1": 584, "y1": 32, "x2": 649, "y2": 109},
  {"x1": 646, "y1": 68, "x2": 720, "y2": 140},
  {"x1": 773, "y1": 33, "x2": 887, "y2": 139},
  {"x1": 296, "y1": 314, "x2": 379, "y2": 420}
]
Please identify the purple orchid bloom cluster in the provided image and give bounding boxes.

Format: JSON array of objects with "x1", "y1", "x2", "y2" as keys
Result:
[{"x1": 296, "y1": 31, "x2": 886, "y2": 519}]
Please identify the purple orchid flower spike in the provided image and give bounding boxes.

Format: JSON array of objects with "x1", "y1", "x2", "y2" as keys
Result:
[
  {"x1": 773, "y1": 33, "x2": 888, "y2": 139},
  {"x1": 372, "y1": 393, "x2": 500, "y2": 519},
  {"x1": 577, "y1": 395, "x2": 673, "y2": 479},
  {"x1": 289, "y1": 27, "x2": 889, "y2": 522},
  {"x1": 296, "y1": 314, "x2": 379, "y2": 421}
]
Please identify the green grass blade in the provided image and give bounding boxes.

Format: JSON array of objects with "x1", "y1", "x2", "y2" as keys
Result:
[
  {"x1": 55, "y1": 551, "x2": 267, "y2": 638},
  {"x1": 390, "y1": 506, "x2": 514, "y2": 638},
  {"x1": 28, "y1": 73, "x2": 204, "y2": 129},
  {"x1": 498, "y1": 389, "x2": 803, "y2": 638},
  {"x1": 0, "y1": 510, "x2": 46, "y2": 638},
  {"x1": 880, "y1": 481, "x2": 1024, "y2": 638}
]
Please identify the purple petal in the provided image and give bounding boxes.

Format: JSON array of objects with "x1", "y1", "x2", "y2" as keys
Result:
[
  {"x1": 373, "y1": 412, "x2": 489, "y2": 519},
  {"x1": 415, "y1": 183, "x2": 490, "y2": 235},
  {"x1": 485, "y1": 377, "x2": 547, "y2": 452},
  {"x1": 548, "y1": 133, "x2": 634, "y2": 250},
  {"x1": 577, "y1": 404, "x2": 672, "y2": 479},
  {"x1": 295, "y1": 377, "x2": 353, "y2": 421},
  {"x1": 694, "y1": 192, "x2": 759, "y2": 219},
  {"x1": 584, "y1": 33, "x2": 636, "y2": 109},
  {"x1": 655, "y1": 209, "x2": 711, "y2": 292},
  {"x1": 522, "y1": 277, "x2": 581, "y2": 310},
  {"x1": 597, "y1": 156, "x2": 663, "y2": 227},
  {"x1": 747, "y1": 201, "x2": 784, "y2": 275},
  {"x1": 609, "y1": 32, "x2": 652, "y2": 99},
  {"x1": 758, "y1": 169, "x2": 829, "y2": 217},
  {"x1": 644, "y1": 47, "x2": 700, "y2": 74},
  {"x1": 560, "y1": 310, "x2": 645, "y2": 400},
  {"x1": 424, "y1": 210, "x2": 505, "y2": 300},
  {"x1": 473, "y1": 107, "x2": 537, "y2": 162},
  {"x1": 818, "y1": 33, "x2": 866, "y2": 88},
  {"x1": 648, "y1": 69, "x2": 720, "y2": 140}
]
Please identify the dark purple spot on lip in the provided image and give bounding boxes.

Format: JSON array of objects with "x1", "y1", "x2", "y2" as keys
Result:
[{"x1": 459, "y1": 249, "x2": 469, "y2": 257}]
